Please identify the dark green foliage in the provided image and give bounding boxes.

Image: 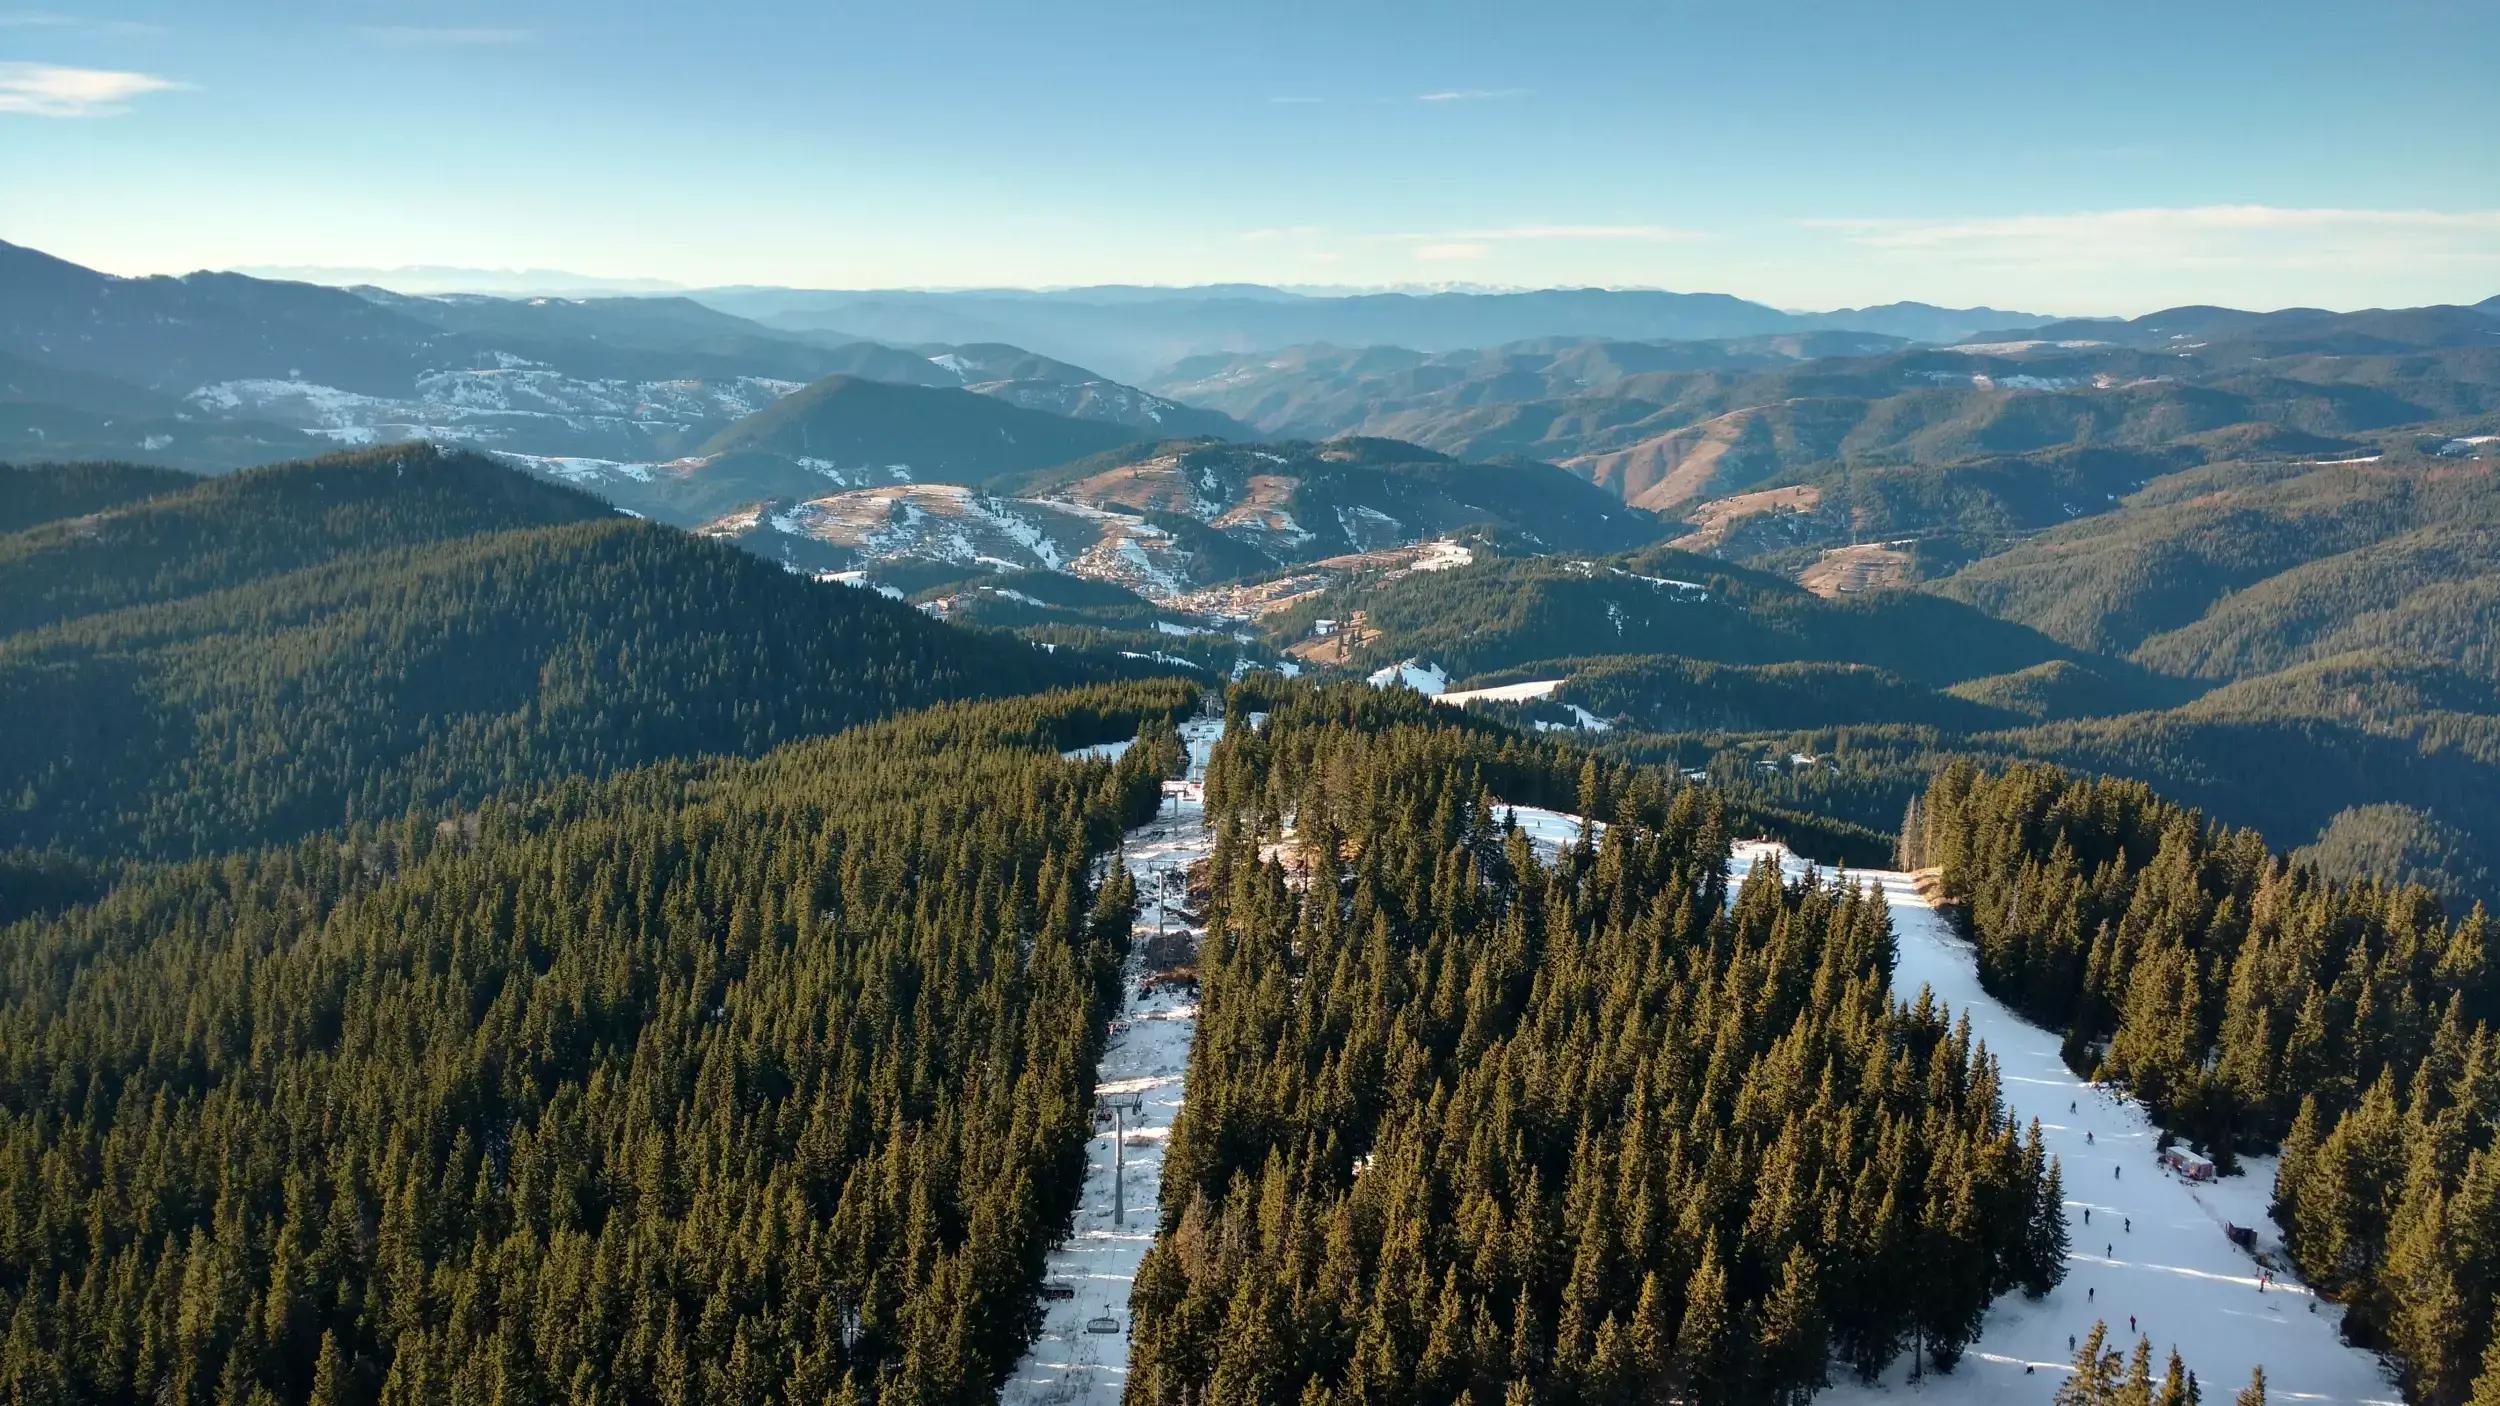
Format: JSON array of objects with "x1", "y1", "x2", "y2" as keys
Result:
[
  {"x1": 695, "y1": 375, "x2": 1145, "y2": 475},
  {"x1": 1921, "y1": 761, "x2": 2500, "y2": 1404},
  {"x1": 0, "y1": 680, "x2": 1198, "y2": 1406},
  {"x1": 1481, "y1": 653, "x2": 2025, "y2": 734},
  {"x1": 0, "y1": 444, "x2": 612, "y2": 639},
  {"x1": 0, "y1": 514, "x2": 1120, "y2": 860},
  {"x1": 0, "y1": 448, "x2": 1151, "y2": 860},
  {"x1": 1309, "y1": 550, "x2": 2100, "y2": 688},
  {"x1": 0, "y1": 461, "x2": 195, "y2": 534},
  {"x1": 1123, "y1": 688, "x2": 2062, "y2": 1404},
  {"x1": 1944, "y1": 660, "x2": 2168, "y2": 723},
  {"x1": 2051, "y1": 1325, "x2": 2217, "y2": 1406},
  {"x1": 2298, "y1": 805, "x2": 2496, "y2": 916},
  {"x1": 1940, "y1": 458, "x2": 2500, "y2": 665}
]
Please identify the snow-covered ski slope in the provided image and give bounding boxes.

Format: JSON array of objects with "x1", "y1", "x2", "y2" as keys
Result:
[
  {"x1": 1002, "y1": 714, "x2": 1228, "y2": 1406},
  {"x1": 1730, "y1": 842, "x2": 2403, "y2": 1405}
]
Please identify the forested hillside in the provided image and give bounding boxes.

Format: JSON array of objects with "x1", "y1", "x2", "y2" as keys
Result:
[
  {"x1": 0, "y1": 681, "x2": 1199, "y2": 1405},
  {"x1": 0, "y1": 460, "x2": 196, "y2": 535},
  {"x1": 1939, "y1": 457, "x2": 2500, "y2": 668},
  {"x1": 1123, "y1": 686, "x2": 2066, "y2": 1403},
  {"x1": 0, "y1": 445, "x2": 612, "y2": 638},
  {"x1": 1916, "y1": 762, "x2": 2499, "y2": 1405},
  {"x1": 0, "y1": 448, "x2": 1135, "y2": 859},
  {"x1": 1292, "y1": 457, "x2": 2500, "y2": 909},
  {"x1": 1295, "y1": 547, "x2": 2108, "y2": 688}
]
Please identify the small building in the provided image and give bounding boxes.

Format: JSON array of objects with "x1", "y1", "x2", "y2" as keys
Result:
[{"x1": 2162, "y1": 1147, "x2": 2216, "y2": 1181}]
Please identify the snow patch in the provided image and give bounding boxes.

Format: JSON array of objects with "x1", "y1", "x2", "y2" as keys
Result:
[
  {"x1": 1365, "y1": 659, "x2": 1449, "y2": 695},
  {"x1": 1438, "y1": 679, "x2": 1565, "y2": 705}
]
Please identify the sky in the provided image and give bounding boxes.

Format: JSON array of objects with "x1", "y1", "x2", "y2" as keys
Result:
[{"x1": 2, "y1": 0, "x2": 2496, "y2": 314}]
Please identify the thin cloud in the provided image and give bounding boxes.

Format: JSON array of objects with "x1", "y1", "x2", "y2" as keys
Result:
[
  {"x1": 355, "y1": 25, "x2": 535, "y2": 46},
  {"x1": 1416, "y1": 87, "x2": 1529, "y2": 103},
  {"x1": 1442, "y1": 224, "x2": 1704, "y2": 243},
  {"x1": 0, "y1": 12, "x2": 166, "y2": 36},
  {"x1": 0, "y1": 61, "x2": 184, "y2": 117},
  {"x1": 1415, "y1": 242, "x2": 1493, "y2": 262},
  {"x1": 1804, "y1": 206, "x2": 2500, "y2": 267}
]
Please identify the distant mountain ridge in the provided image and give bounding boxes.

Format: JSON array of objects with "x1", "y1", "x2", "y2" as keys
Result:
[
  {"x1": 695, "y1": 284, "x2": 2066, "y2": 380},
  {"x1": 0, "y1": 240, "x2": 1244, "y2": 468},
  {"x1": 689, "y1": 435, "x2": 1655, "y2": 600}
]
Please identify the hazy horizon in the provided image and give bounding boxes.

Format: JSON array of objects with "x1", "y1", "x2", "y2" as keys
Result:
[{"x1": 4, "y1": 1, "x2": 2494, "y2": 315}]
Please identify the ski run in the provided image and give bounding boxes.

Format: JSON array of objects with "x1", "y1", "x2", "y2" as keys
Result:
[
  {"x1": 1004, "y1": 713, "x2": 1229, "y2": 1406},
  {"x1": 1006, "y1": 774, "x2": 2402, "y2": 1405},
  {"x1": 1731, "y1": 841, "x2": 2403, "y2": 1406}
]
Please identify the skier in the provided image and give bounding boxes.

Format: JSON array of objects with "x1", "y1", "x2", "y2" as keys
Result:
[
  {"x1": 2069, "y1": 1335, "x2": 2077, "y2": 1353},
  {"x1": 2107, "y1": 1243, "x2": 2113, "y2": 1258},
  {"x1": 2130, "y1": 1315, "x2": 2137, "y2": 1334},
  {"x1": 2084, "y1": 1207, "x2": 2091, "y2": 1225},
  {"x1": 2087, "y1": 1131, "x2": 2095, "y2": 1144},
  {"x1": 2115, "y1": 1165, "x2": 2122, "y2": 1180},
  {"x1": 2089, "y1": 1286, "x2": 2096, "y2": 1302},
  {"x1": 2125, "y1": 1217, "x2": 2131, "y2": 1232},
  {"x1": 2070, "y1": 1101, "x2": 2077, "y2": 1113}
]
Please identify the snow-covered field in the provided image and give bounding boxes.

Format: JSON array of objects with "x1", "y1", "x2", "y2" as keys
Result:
[
  {"x1": 1728, "y1": 842, "x2": 2403, "y2": 1406},
  {"x1": 1003, "y1": 715, "x2": 1228, "y2": 1406},
  {"x1": 1429, "y1": 679, "x2": 1613, "y2": 733},
  {"x1": 1366, "y1": 659, "x2": 1450, "y2": 695},
  {"x1": 1489, "y1": 801, "x2": 1606, "y2": 855},
  {"x1": 1439, "y1": 678, "x2": 1565, "y2": 705}
]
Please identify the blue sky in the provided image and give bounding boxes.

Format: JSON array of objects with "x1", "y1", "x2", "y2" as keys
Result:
[{"x1": 3, "y1": 1, "x2": 2495, "y2": 313}]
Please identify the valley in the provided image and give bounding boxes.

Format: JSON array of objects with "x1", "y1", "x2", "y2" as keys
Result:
[{"x1": 5, "y1": 220, "x2": 2499, "y2": 1406}]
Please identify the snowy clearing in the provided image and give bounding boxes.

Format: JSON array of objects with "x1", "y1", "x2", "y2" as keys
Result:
[
  {"x1": 1438, "y1": 679, "x2": 1566, "y2": 705},
  {"x1": 1533, "y1": 703, "x2": 1614, "y2": 732},
  {"x1": 1727, "y1": 842, "x2": 2403, "y2": 1406},
  {"x1": 1366, "y1": 659, "x2": 1450, "y2": 695},
  {"x1": 1490, "y1": 803, "x2": 1604, "y2": 855}
]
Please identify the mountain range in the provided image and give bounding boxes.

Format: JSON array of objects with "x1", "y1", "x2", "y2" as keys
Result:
[
  {"x1": 0, "y1": 239, "x2": 1240, "y2": 469},
  {"x1": 696, "y1": 284, "x2": 2068, "y2": 380},
  {"x1": 8, "y1": 230, "x2": 2500, "y2": 1406}
]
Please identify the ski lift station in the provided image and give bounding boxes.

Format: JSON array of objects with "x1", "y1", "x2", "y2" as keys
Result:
[{"x1": 2160, "y1": 1147, "x2": 2217, "y2": 1182}]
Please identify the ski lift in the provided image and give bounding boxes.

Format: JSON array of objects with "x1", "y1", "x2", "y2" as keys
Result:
[
  {"x1": 1085, "y1": 1316, "x2": 1122, "y2": 1335},
  {"x1": 1042, "y1": 1280, "x2": 1077, "y2": 1301}
]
